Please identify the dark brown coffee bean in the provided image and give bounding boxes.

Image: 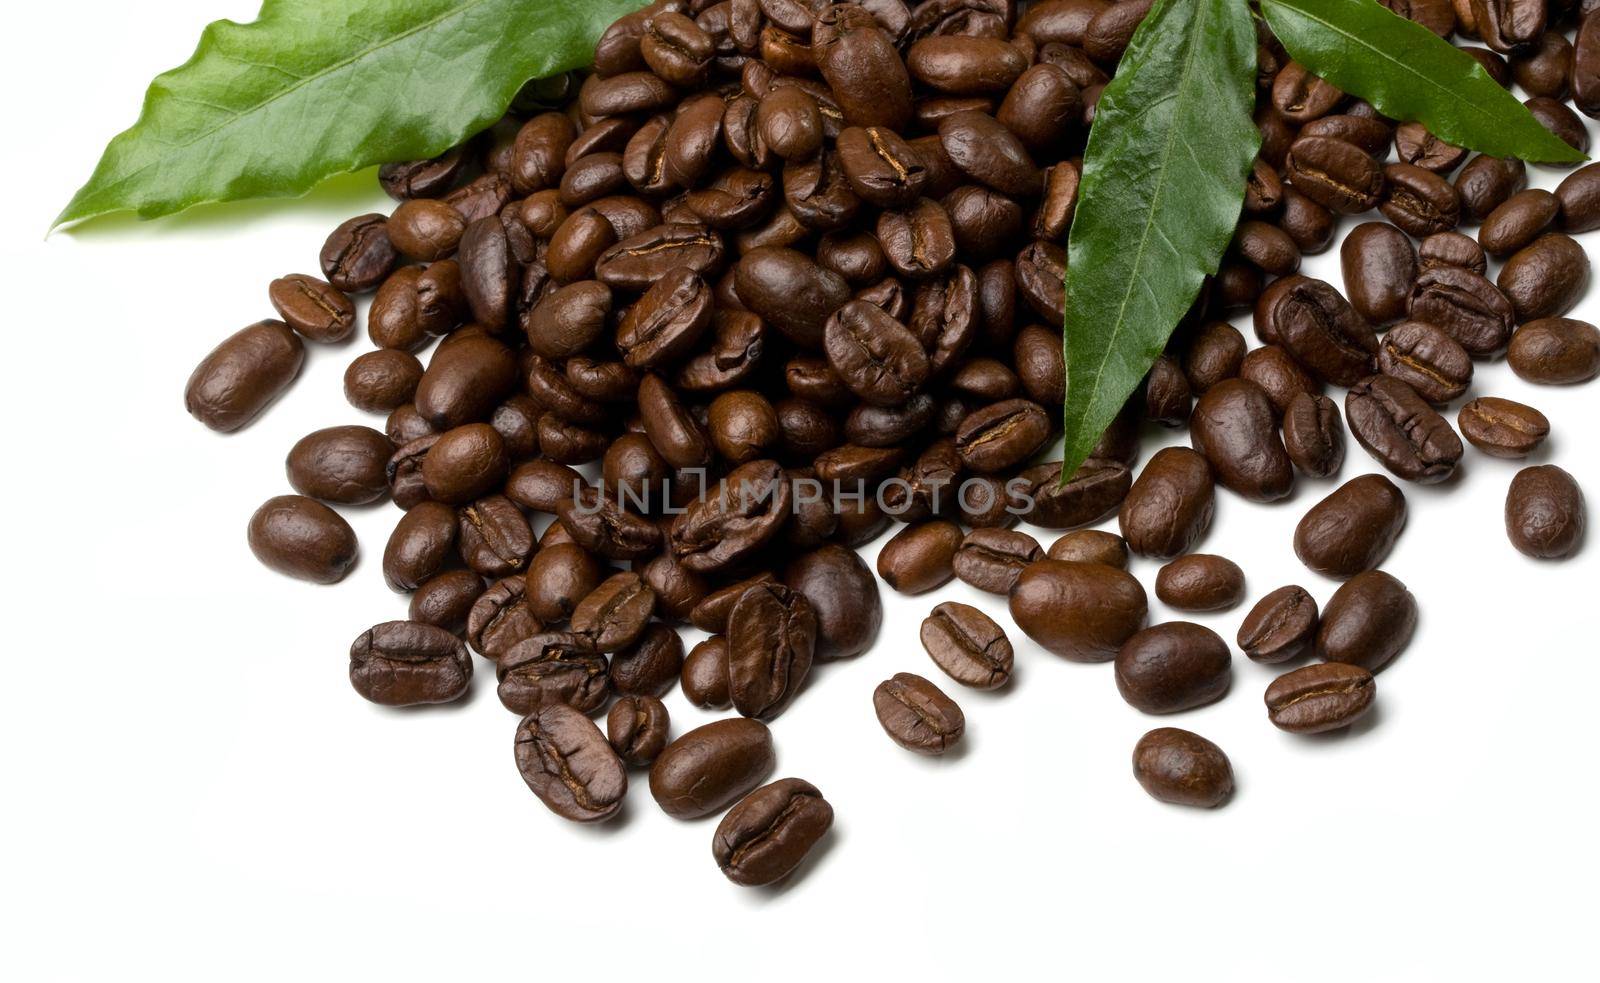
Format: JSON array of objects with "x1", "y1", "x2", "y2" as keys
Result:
[
  {"x1": 1115, "y1": 622, "x2": 1232, "y2": 714},
  {"x1": 1317, "y1": 570, "x2": 1417, "y2": 673},
  {"x1": 1132, "y1": 728, "x2": 1233, "y2": 808},
  {"x1": 727, "y1": 582, "x2": 816, "y2": 720},
  {"x1": 383, "y1": 501, "x2": 457, "y2": 592},
  {"x1": 1394, "y1": 120, "x2": 1467, "y2": 173},
  {"x1": 607, "y1": 694, "x2": 670, "y2": 767},
  {"x1": 1265, "y1": 663, "x2": 1376, "y2": 734},
  {"x1": 247, "y1": 495, "x2": 357, "y2": 585},
  {"x1": 1117, "y1": 447, "x2": 1214, "y2": 560},
  {"x1": 1299, "y1": 114, "x2": 1394, "y2": 157},
  {"x1": 1237, "y1": 585, "x2": 1320, "y2": 664},
  {"x1": 268, "y1": 274, "x2": 356, "y2": 343},
  {"x1": 1238, "y1": 346, "x2": 1321, "y2": 417},
  {"x1": 954, "y1": 399, "x2": 1050, "y2": 474},
  {"x1": 408, "y1": 569, "x2": 485, "y2": 635},
  {"x1": 1273, "y1": 61, "x2": 1343, "y2": 123},
  {"x1": 497, "y1": 631, "x2": 609, "y2": 714},
  {"x1": 413, "y1": 332, "x2": 519, "y2": 429},
  {"x1": 1285, "y1": 137, "x2": 1384, "y2": 214},
  {"x1": 1182, "y1": 321, "x2": 1248, "y2": 393},
  {"x1": 1339, "y1": 223, "x2": 1418, "y2": 327},
  {"x1": 920, "y1": 601, "x2": 1013, "y2": 690},
  {"x1": 1379, "y1": 162, "x2": 1461, "y2": 237},
  {"x1": 1577, "y1": 13, "x2": 1600, "y2": 116},
  {"x1": 1190, "y1": 379, "x2": 1294, "y2": 502},
  {"x1": 611, "y1": 624, "x2": 685, "y2": 698},
  {"x1": 822, "y1": 300, "x2": 930, "y2": 406},
  {"x1": 1479, "y1": 188, "x2": 1559, "y2": 258},
  {"x1": 1408, "y1": 265, "x2": 1516, "y2": 358},
  {"x1": 421, "y1": 424, "x2": 508, "y2": 505},
  {"x1": 1255, "y1": 275, "x2": 1379, "y2": 387},
  {"x1": 379, "y1": 146, "x2": 470, "y2": 200},
  {"x1": 783, "y1": 545, "x2": 882, "y2": 660},
  {"x1": 1295, "y1": 474, "x2": 1408, "y2": 579},
  {"x1": 349, "y1": 620, "x2": 472, "y2": 706},
  {"x1": 873, "y1": 672, "x2": 965, "y2": 754},
  {"x1": 185, "y1": 321, "x2": 305, "y2": 432},
  {"x1": 515, "y1": 703, "x2": 627, "y2": 823},
  {"x1": 1047, "y1": 530, "x2": 1129, "y2": 569},
  {"x1": 558, "y1": 486, "x2": 664, "y2": 561},
  {"x1": 466, "y1": 576, "x2": 543, "y2": 660},
  {"x1": 345, "y1": 349, "x2": 424, "y2": 413},
  {"x1": 1282, "y1": 392, "x2": 1346, "y2": 479},
  {"x1": 951, "y1": 527, "x2": 1044, "y2": 595},
  {"x1": 1418, "y1": 231, "x2": 1487, "y2": 274},
  {"x1": 506, "y1": 460, "x2": 585, "y2": 514},
  {"x1": 649, "y1": 717, "x2": 775, "y2": 819},
  {"x1": 670, "y1": 459, "x2": 791, "y2": 573},
  {"x1": 1154, "y1": 555, "x2": 1246, "y2": 612},
  {"x1": 595, "y1": 224, "x2": 726, "y2": 292},
  {"x1": 1143, "y1": 353, "x2": 1193, "y2": 427},
  {"x1": 1498, "y1": 232, "x2": 1590, "y2": 322},
  {"x1": 1377, "y1": 321, "x2": 1474, "y2": 405},
  {"x1": 1010, "y1": 560, "x2": 1148, "y2": 662},
  {"x1": 571, "y1": 571, "x2": 657, "y2": 652},
  {"x1": 1346, "y1": 375, "x2": 1463, "y2": 484},
  {"x1": 385, "y1": 435, "x2": 437, "y2": 510},
  {"x1": 713, "y1": 778, "x2": 834, "y2": 886},
  {"x1": 1525, "y1": 95, "x2": 1589, "y2": 155},
  {"x1": 320, "y1": 214, "x2": 398, "y2": 293},
  {"x1": 908, "y1": 35, "x2": 1028, "y2": 94},
  {"x1": 1555, "y1": 162, "x2": 1600, "y2": 232},
  {"x1": 937, "y1": 110, "x2": 1042, "y2": 197},
  {"x1": 1508, "y1": 317, "x2": 1600, "y2": 384},
  {"x1": 682, "y1": 636, "x2": 732, "y2": 708},
  {"x1": 1459, "y1": 396, "x2": 1551, "y2": 458},
  {"x1": 1455, "y1": 154, "x2": 1527, "y2": 222},
  {"x1": 878, "y1": 520, "x2": 964, "y2": 594},
  {"x1": 1506, "y1": 465, "x2": 1586, "y2": 558},
  {"x1": 523, "y1": 542, "x2": 604, "y2": 625},
  {"x1": 286, "y1": 425, "x2": 392, "y2": 505}
]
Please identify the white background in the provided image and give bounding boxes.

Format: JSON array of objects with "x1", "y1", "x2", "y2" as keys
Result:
[{"x1": 3, "y1": 3, "x2": 1598, "y2": 980}]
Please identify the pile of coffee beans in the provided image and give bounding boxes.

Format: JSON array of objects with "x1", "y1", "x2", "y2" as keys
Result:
[{"x1": 185, "y1": 0, "x2": 1594, "y2": 884}]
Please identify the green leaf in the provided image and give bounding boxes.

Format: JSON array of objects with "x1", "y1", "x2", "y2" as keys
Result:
[
  {"x1": 55, "y1": 0, "x2": 647, "y2": 230},
  {"x1": 1260, "y1": 0, "x2": 1587, "y2": 165},
  {"x1": 1059, "y1": 0, "x2": 1260, "y2": 478}
]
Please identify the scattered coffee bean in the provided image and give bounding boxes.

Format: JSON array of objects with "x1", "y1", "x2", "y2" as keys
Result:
[
  {"x1": 1265, "y1": 663, "x2": 1376, "y2": 734},
  {"x1": 1506, "y1": 465, "x2": 1586, "y2": 559},
  {"x1": 1237, "y1": 586, "x2": 1320, "y2": 664},
  {"x1": 1459, "y1": 396, "x2": 1551, "y2": 458},
  {"x1": 920, "y1": 602, "x2": 1014, "y2": 690},
  {"x1": 873, "y1": 673, "x2": 966, "y2": 754},
  {"x1": 713, "y1": 778, "x2": 834, "y2": 887},
  {"x1": 516, "y1": 703, "x2": 627, "y2": 823},
  {"x1": 1317, "y1": 571, "x2": 1417, "y2": 673},
  {"x1": 1010, "y1": 560, "x2": 1148, "y2": 662},
  {"x1": 349, "y1": 620, "x2": 472, "y2": 706},
  {"x1": 1294, "y1": 474, "x2": 1408, "y2": 579},
  {"x1": 1047, "y1": 530, "x2": 1130, "y2": 569},
  {"x1": 248, "y1": 495, "x2": 358, "y2": 584},
  {"x1": 1132, "y1": 728, "x2": 1233, "y2": 808},
  {"x1": 1154, "y1": 555, "x2": 1245, "y2": 612},
  {"x1": 607, "y1": 695, "x2": 671, "y2": 767},
  {"x1": 1115, "y1": 622, "x2": 1232, "y2": 714},
  {"x1": 649, "y1": 717, "x2": 775, "y2": 820}
]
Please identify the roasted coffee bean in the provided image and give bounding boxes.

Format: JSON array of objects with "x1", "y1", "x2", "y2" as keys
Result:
[
  {"x1": 1577, "y1": 14, "x2": 1600, "y2": 116},
  {"x1": 708, "y1": 391, "x2": 781, "y2": 463},
  {"x1": 1480, "y1": 189, "x2": 1560, "y2": 258},
  {"x1": 1377, "y1": 321, "x2": 1474, "y2": 405},
  {"x1": 524, "y1": 541, "x2": 605, "y2": 624},
  {"x1": 1394, "y1": 121, "x2": 1466, "y2": 173},
  {"x1": 877, "y1": 198, "x2": 958, "y2": 280},
  {"x1": 1115, "y1": 622, "x2": 1232, "y2": 714},
  {"x1": 1237, "y1": 585, "x2": 1320, "y2": 664},
  {"x1": 1299, "y1": 114, "x2": 1393, "y2": 157},
  {"x1": 1472, "y1": 0, "x2": 1546, "y2": 55},
  {"x1": 1379, "y1": 162, "x2": 1461, "y2": 237},
  {"x1": 349, "y1": 620, "x2": 472, "y2": 706},
  {"x1": 466, "y1": 576, "x2": 542, "y2": 660},
  {"x1": 836, "y1": 126, "x2": 929, "y2": 209},
  {"x1": 383, "y1": 501, "x2": 457, "y2": 592},
  {"x1": 1295, "y1": 474, "x2": 1408, "y2": 579},
  {"x1": 387, "y1": 199, "x2": 467, "y2": 262},
  {"x1": 920, "y1": 601, "x2": 1013, "y2": 690},
  {"x1": 1317, "y1": 570, "x2": 1417, "y2": 673},
  {"x1": 1459, "y1": 396, "x2": 1551, "y2": 458},
  {"x1": 248, "y1": 495, "x2": 358, "y2": 585},
  {"x1": 954, "y1": 399, "x2": 1050, "y2": 474},
  {"x1": 1340, "y1": 223, "x2": 1418, "y2": 327},
  {"x1": 506, "y1": 460, "x2": 585, "y2": 514},
  {"x1": 1265, "y1": 663, "x2": 1376, "y2": 734},
  {"x1": 1285, "y1": 137, "x2": 1385, "y2": 214},
  {"x1": 1508, "y1": 317, "x2": 1600, "y2": 384},
  {"x1": 607, "y1": 695, "x2": 671, "y2": 768},
  {"x1": 1190, "y1": 379, "x2": 1294, "y2": 502},
  {"x1": 186, "y1": 321, "x2": 305, "y2": 432},
  {"x1": 1408, "y1": 266, "x2": 1516, "y2": 358},
  {"x1": 1143, "y1": 353, "x2": 1193, "y2": 427},
  {"x1": 649, "y1": 717, "x2": 776, "y2": 819},
  {"x1": 1455, "y1": 154, "x2": 1527, "y2": 223},
  {"x1": 1525, "y1": 95, "x2": 1589, "y2": 155},
  {"x1": 639, "y1": 551, "x2": 710, "y2": 624},
  {"x1": 691, "y1": 572, "x2": 778, "y2": 634},
  {"x1": 497, "y1": 631, "x2": 610, "y2": 714},
  {"x1": 682, "y1": 636, "x2": 732, "y2": 708},
  {"x1": 385, "y1": 435, "x2": 437, "y2": 510},
  {"x1": 713, "y1": 778, "x2": 834, "y2": 887},
  {"x1": 558, "y1": 486, "x2": 663, "y2": 561},
  {"x1": 1238, "y1": 345, "x2": 1321, "y2": 416},
  {"x1": 1010, "y1": 560, "x2": 1147, "y2": 662},
  {"x1": 908, "y1": 35, "x2": 1028, "y2": 94},
  {"x1": 515, "y1": 703, "x2": 627, "y2": 823},
  {"x1": 1118, "y1": 447, "x2": 1214, "y2": 560},
  {"x1": 1047, "y1": 530, "x2": 1129, "y2": 569},
  {"x1": 873, "y1": 672, "x2": 965, "y2": 754},
  {"x1": 408, "y1": 569, "x2": 485, "y2": 634},
  {"x1": 736, "y1": 247, "x2": 852, "y2": 347},
  {"x1": 421, "y1": 424, "x2": 508, "y2": 505},
  {"x1": 1132, "y1": 728, "x2": 1233, "y2": 808},
  {"x1": 1255, "y1": 275, "x2": 1378, "y2": 387},
  {"x1": 268, "y1": 274, "x2": 356, "y2": 343},
  {"x1": 611, "y1": 624, "x2": 685, "y2": 697},
  {"x1": 571, "y1": 571, "x2": 657, "y2": 652},
  {"x1": 822, "y1": 300, "x2": 930, "y2": 406},
  {"x1": 1282, "y1": 393, "x2": 1346, "y2": 479},
  {"x1": 783, "y1": 545, "x2": 882, "y2": 660},
  {"x1": 1234, "y1": 220, "x2": 1301, "y2": 276},
  {"x1": 951, "y1": 527, "x2": 1044, "y2": 594},
  {"x1": 595, "y1": 224, "x2": 726, "y2": 292},
  {"x1": 813, "y1": 4, "x2": 912, "y2": 128},
  {"x1": 1013, "y1": 457, "x2": 1132, "y2": 530},
  {"x1": 938, "y1": 110, "x2": 1042, "y2": 198},
  {"x1": 345, "y1": 349, "x2": 424, "y2": 413},
  {"x1": 1015, "y1": 323, "x2": 1067, "y2": 405},
  {"x1": 1273, "y1": 61, "x2": 1343, "y2": 123},
  {"x1": 1498, "y1": 232, "x2": 1590, "y2": 322},
  {"x1": 1280, "y1": 186, "x2": 1338, "y2": 254},
  {"x1": 1182, "y1": 321, "x2": 1248, "y2": 393},
  {"x1": 878, "y1": 520, "x2": 964, "y2": 594},
  {"x1": 1555, "y1": 162, "x2": 1600, "y2": 232},
  {"x1": 286, "y1": 425, "x2": 393, "y2": 505},
  {"x1": 413, "y1": 332, "x2": 519, "y2": 429},
  {"x1": 1506, "y1": 465, "x2": 1586, "y2": 558},
  {"x1": 727, "y1": 582, "x2": 816, "y2": 719},
  {"x1": 379, "y1": 147, "x2": 470, "y2": 200},
  {"x1": 1419, "y1": 231, "x2": 1488, "y2": 274},
  {"x1": 1346, "y1": 375, "x2": 1463, "y2": 484},
  {"x1": 671, "y1": 459, "x2": 791, "y2": 573},
  {"x1": 320, "y1": 214, "x2": 398, "y2": 293},
  {"x1": 1154, "y1": 555, "x2": 1245, "y2": 612},
  {"x1": 998, "y1": 63, "x2": 1082, "y2": 154}
]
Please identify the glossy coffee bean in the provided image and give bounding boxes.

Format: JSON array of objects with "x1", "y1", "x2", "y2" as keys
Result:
[
  {"x1": 247, "y1": 495, "x2": 358, "y2": 584},
  {"x1": 1418, "y1": 231, "x2": 1487, "y2": 274},
  {"x1": 269, "y1": 274, "x2": 356, "y2": 343},
  {"x1": 1255, "y1": 275, "x2": 1378, "y2": 387},
  {"x1": 952, "y1": 527, "x2": 1045, "y2": 594},
  {"x1": 1346, "y1": 375, "x2": 1463, "y2": 484},
  {"x1": 1340, "y1": 223, "x2": 1418, "y2": 327},
  {"x1": 681, "y1": 636, "x2": 732, "y2": 709},
  {"x1": 1498, "y1": 233, "x2": 1590, "y2": 322},
  {"x1": 1555, "y1": 162, "x2": 1600, "y2": 232},
  {"x1": 1408, "y1": 265, "x2": 1516, "y2": 358},
  {"x1": 1506, "y1": 465, "x2": 1586, "y2": 559},
  {"x1": 1132, "y1": 728, "x2": 1233, "y2": 808},
  {"x1": 466, "y1": 576, "x2": 542, "y2": 660},
  {"x1": 1009, "y1": 560, "x2": 1148, "y2": 662},
  {"x1": 185, "y1": 321, "x2": 305, "y2": 432},
  {"x1": 877, "y1": 520, "x2": 964, "y2": 594},
  {"x1": 1285, "y1": 137, "x2": 1384, "y2": 214},
  {"x1": 1317, "y1": 570, "x2": 1417, "y2": 673},
  {"x1": 515, "y1": 703, "x2": 627, "y2": 823},
  {"x1": 1377, "y1": 321, "x2": 1473, "y2": 405},
  {"x1": 1295, "y1": 474, "x2": 1408, "y2": 579},
  {"x1": 1459, "y1": 396, "x2": 1551, "y2": 458},
  {"x1": 1118, "y1": 447, "x2": 1214, "y2": 559},
  {"x1": 1115, "y1": 622, "x2": 1232, "y2": 714},
  {"x1": 286, "y1": 426, "x2": 393, "y2": 505},
  {"x1": 320, "y1": 214, "x2": 398, "y2": 293},
  {"x1": 610, "y1": 624, "x2": 684, "y2": 698},
  {"x1": 784, "y1": 545, "x2": 882, "y2": 661},
  {"x1": 1154, "y1": 555, "x2": 1245, "y2": 612},
  {"x1": 1479, "y1": 188, "x2": 1559, "y2": 258},
  {"x1": 727, "y1": 582, "x2": 816, "y2": 720},
  {"x1": 713, "y1": 776, "x2": 834, "y2": 888},
  {"x1": 408, "y1": 569, "x2": 484, "y2": 634},
  {"x1": 571, "y1": 571, "x2": 657, "y2": 652},
  {"x1": 607, "y1": 695, "x2": 670, "y2": 767},
  {"x1": 649, "y1": 717, "x2": 775, "y2": 819},
  {"x1": 874, "y1": 672, "x2": 965, "y2": 754},
  {"x1": 1265, "y1": 663, "x2": 1376, "y2": 734},
  {"x1": 1190, "y1": 379, "x2": 1294, "y2": 502},
  {"x1": 1508, "y1": 317, "x2": 1600, "y2": 384},
  {"x1": 1047, "y1": 530, "x2": 1130, "y2": 569},
  {"x1": 1282, "y1": 393, "x2": 1346, "y2": 479},
  {"x1": 920, "y1": 601, "x2": 1014, "y2": 690},
  {"x1": 349, "y1": 620, "x2": 472, "y2": 706},
  {"x1": 1237, "y1": 585, "x2": 1320, "y2": 664},
  {"x1": 345, "y1": 349, "x2": 424, "y2": 413},
  {"x1": 496, "y1": 630, "x2": 609, "y2": 715}
]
